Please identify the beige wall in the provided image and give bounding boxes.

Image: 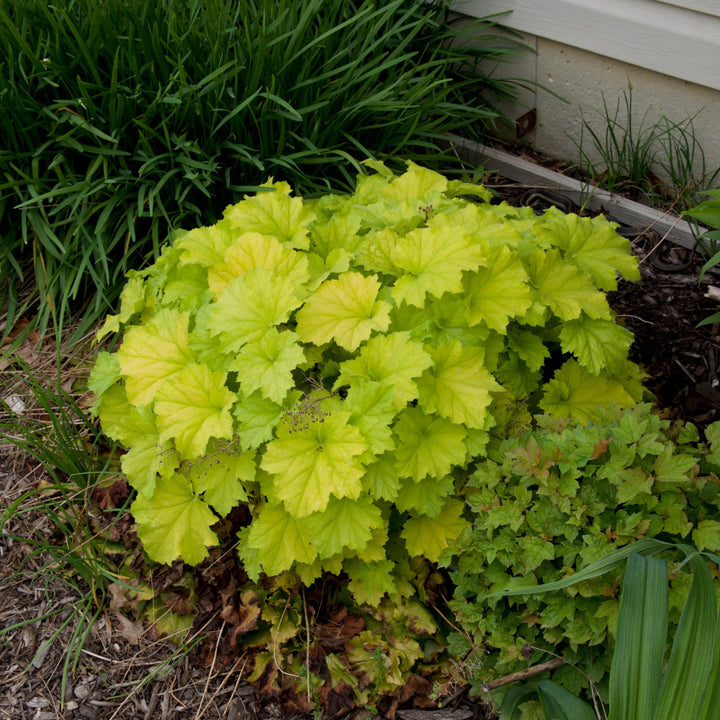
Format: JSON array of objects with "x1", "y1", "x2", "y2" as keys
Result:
[{"x1": 486, "y1": 34, "x2": 720, "y2": 188}]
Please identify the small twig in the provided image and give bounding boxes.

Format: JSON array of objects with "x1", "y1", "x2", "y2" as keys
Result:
[
  {"x1": 481, "y1": 658, "x2": 564, "y2": 691},
  {"x1": 193, "y1": 620, "x2": 224, "y2": 720},
  {"x1": 637, "y1": 216, "x2": 683, "y2": 266},
  {"x1": 272, "y1": 597, "x2": 302, "y2": 680},
  {"x1": 615, "y1": 313, "x2": 655, "y2": 326},
  {"x1": 674, "y1": 358, "x2": 698, "y2": 384}
]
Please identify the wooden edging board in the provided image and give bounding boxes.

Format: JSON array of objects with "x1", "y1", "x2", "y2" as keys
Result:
[{"x1": 446, "y1": 135, "x2": 702, "y2": 251}]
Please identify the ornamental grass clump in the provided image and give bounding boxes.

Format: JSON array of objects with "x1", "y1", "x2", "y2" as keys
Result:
[
  {"x1": 0, "y1": 0, "x2": 525, "y2": 338},
  {"x1": 90, "y1": 161, "x2": 642, "y2": 606}
]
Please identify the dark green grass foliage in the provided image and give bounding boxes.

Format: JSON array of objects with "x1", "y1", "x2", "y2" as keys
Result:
[{"x1": 0, "y1": 0, "x2": 524, "y2": 337}]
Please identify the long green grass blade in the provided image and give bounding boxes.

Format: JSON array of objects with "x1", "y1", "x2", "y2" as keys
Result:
[
  {"x1": 606, "y1": 553, "x2": 668, "y2": 720},
  {"x1": 537, "y1": 680, "x2": 599, "y2": 720},
  {"x1": 697, "y1": 599, "x2": 720, "y2": 720},
  {"x1": 500, "y1": 683, "x2": 544, "y2": 720},
  {"x1": 484, "y1": 538, "x2": 678, "y2": 601},
  {"x1": 653, "y1": 554, "x2": 716, "y2": 720}
]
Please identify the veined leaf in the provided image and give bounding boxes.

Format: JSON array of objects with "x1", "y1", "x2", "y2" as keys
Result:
[
  {"x1": 230, "y1": 329, "x2": 305, "y2": 403},
  {"x1": 394, "y1": 407, "x2": 466, "y2": 481},
  {"x1": 162, "y1": 262, "x2": 211, "y2": 312},
  {"x1": 262, "y1": 408, "x2": 368, "y2": 517},
  {"x1": 692, "y1": 520, "x2": 720, "y2": 552},
  {"x1": 302, "y1": 495, "x2": 383, "y2": 557},
  {"x1": 207, "y1": 231, "x2": 309, "y2": 297},
  {"x1": 295, "y1": 271, "x2": 391, "y2": 351},
  {"x1": 528, "y1": 248, "x2": 612, "y2": 321},
  {"x1": 356, "y1": 228, "x2": 403, "y2": 276},
  {"x1": 176, "y1": 220, "x2": 235, "y2": 268},
  {"x1": 506, "y1": 326, "x2": 550, "y2": 373},
  {"x1": 207, "y1": 267, "x2": 304, "y2": 353},
  {"x1": 309, "y1": 211, "x2": 363, "y2": 259},
  {"x1": 401, "y1": 498, "x2": 468, "y2": 562},
  {"x1": 383, "y1": 161, "x2": 448, "y2": 200},
  {"x1": 117, "y1": 308, "x2": 195, "y2": 406},
  {"x1": 96, "y1": 274, "x2": 147, "y2": 341},
  {"x1": 131, "y1": 473, "x2": 219, "y2": 566},
  {"x1": 232, "y1": 392, "x2": 288, "y2": 450},
  {"x1": 120, "y1": 410, "x2": 177, "y2": 498},
  {"x1": 186, "y1": 442, "x2": 256, "y2": 515},
  {"x1": 540, "y1": 360, "x2": 635, "y2": 422},
  {"x1": 537, "y1": 208, "x2": 640, "y2": 290},
  {"x1": 344, "y1": 381, "x2": 397, "y2": 456},
  {"x1": 246, "y1": 502, "x2": 317, "y2": 575},
  {"x1": 335, "y1": 331, "x2": 432, "y2": 411},
  {"x1": 464, "y1": 243, "x2": 533, "y2": 332},
  {"x1": 395, "y1": 475, "x2": 455, "y2": 518},
  {"x1": 390, "y1": 225, "x2": 486, "y2": 307},
  {"x1": 417, "y1": 341, "x2": 502, "y2": 429},
  {"x1": 223, "y1": 180, "x2": 315, "y2": 249},
  {"x1": 88, "y1": 351, "x2": 121, "y2": 405},
  {"x1": 154, "y1": 363, "x2": 236, "y2": 459},
  {"x1": 559, "y1": 315, "x2": 634, "y2": 375},
  {"x1": 345, "y1": 558, "x2": 397, "y2": 607},
  {"x1": 362, "y1": 453, "x2": 402, "y2": 502}
]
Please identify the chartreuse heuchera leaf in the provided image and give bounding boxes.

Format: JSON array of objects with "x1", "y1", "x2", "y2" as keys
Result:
[{"x1": 91, "y1": 161, "x2": 642, "y2": 605}]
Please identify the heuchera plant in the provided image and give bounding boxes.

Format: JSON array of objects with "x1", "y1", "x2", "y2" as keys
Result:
[
  {"x1": 89, "y1": 161, "x2": 642, "y2": 604},
  {"x1": 448, "y1": 403, "x2": 720, "y2": 699}
]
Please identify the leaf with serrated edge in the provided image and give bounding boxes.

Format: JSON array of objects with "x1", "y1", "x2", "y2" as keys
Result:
[
  {"x1": 246, "y1": 503, "x2": 317, "y2": 575},
  {"x1": 560, "y1": 315, "x2": 634, "y2": 375},
  {"x1": 233, "y1": 392, "x2": 289, "y2": 450},
  {"x1": 117, "y1": 308, "x2": 195, "y2": 406},
  {"x1": 528, "y1": 248, "x2": 611, "y2": 321},
  {"x1": 301, "y1": 496, "x2": 383, "y2": 557},
  {"x1": 464, "y1": 243, "x2": 533, "y2": 332},
  {"x1": 186, "y1": 442, "x2": 255, "y2": 515},
  {"x1": 362, "y1": 453, "x2": 402, "y2": 501},
  {"x1": 207, "y1": 231, "x2": 309, "y2": 297},
  {"x1": 395, "y1": 475, "x2": 454, "y2": 518},
  {"x1": 417, "y1": 341, "x2": 502, "y2": 429},
  {"x1": 390, "y1": 225, "x2": 485, "y2": 307},
  {"x1": 344, "y1": 381, "x2": 397, "y2": 455},
  {"x1": 154, "y1": 363, "x2": 235, "y2": 459},
  {"x1": 394, "y1": 407, "x2": 466, "y2": 481},
  {"x1": 223, "y1": 180, "x2": 315, "y2": 249},
  {"x1": 261, "y1": 406, "x2": 368, "y2": 517},
  {"x1": 230, "y1": 329, "x2": 305, "y2": 404},
  {"x1": 335, "y1": 331, "x2": 432, "y2": 411},
  {"x1": 207, "y1": 267, "x2": 304, "y2": 354},
  {"x1": 536, "y1": 208, "x2": 640, "y2": 290},
  {"x1": 401, "y1": 499, "x2": 468, "y2": 562},
  {"x1": 345, "y1": 558, "x2": 397, "y2": 606},
  {"x1": 296, "y1": 272, "x2": 391, "y2": 351},
  {"x1": 131, "y1": 473, "x2": 218, "y2": 565},
  {"x1": 176, "y1": 221, "x2": 235, "y2": 268},
  {"x1": 540, "y1": 359, "x2": 635, "y2": 422}
]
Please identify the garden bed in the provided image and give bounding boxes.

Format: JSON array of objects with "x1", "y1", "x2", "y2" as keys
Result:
[
  {"x1": 2, "y1": 155, "x2": 719, "y2": 720},
  {"x1": 480, "y1": 155, "x2": 720, "y2": 434}
]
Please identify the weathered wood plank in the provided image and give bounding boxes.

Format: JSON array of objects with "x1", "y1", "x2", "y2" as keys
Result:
[{"x1": 447, "y1": 135, "x2": 703, "y2": 251}]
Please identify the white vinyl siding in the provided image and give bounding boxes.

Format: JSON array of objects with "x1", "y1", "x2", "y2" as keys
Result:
[{"x1": 453, "y1": 0, "x2": 720, "y2": 91}]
